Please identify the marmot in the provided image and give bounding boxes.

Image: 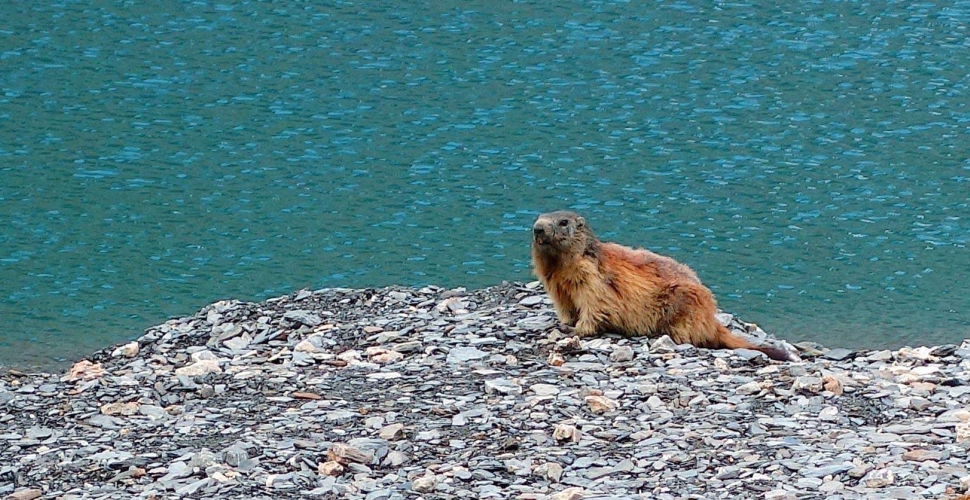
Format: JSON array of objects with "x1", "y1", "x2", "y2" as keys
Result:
[{"x1": 531, "y1": 210, "x2": 793, "y2": 362}]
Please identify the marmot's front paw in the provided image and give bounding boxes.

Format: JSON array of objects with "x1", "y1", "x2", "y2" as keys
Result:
[{"x1": 573, "y1": 321, "x2": 598, "y2": 338}]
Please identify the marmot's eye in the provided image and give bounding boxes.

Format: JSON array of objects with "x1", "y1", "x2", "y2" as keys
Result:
[{"x1": 559, "y1": 220, "x2": 569, "y2": 227}]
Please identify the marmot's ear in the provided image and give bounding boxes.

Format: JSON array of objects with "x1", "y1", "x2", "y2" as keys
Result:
[{"x1": 576, "y1": 217, "x2": 586, "y2": 227}]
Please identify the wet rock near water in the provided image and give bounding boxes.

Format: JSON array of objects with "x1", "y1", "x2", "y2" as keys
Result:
[{"x1": 3, "y1": 282, "x2": 970, "y2": 499}]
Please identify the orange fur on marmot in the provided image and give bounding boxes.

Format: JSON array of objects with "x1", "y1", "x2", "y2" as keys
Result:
[{"x1": 531, "y1": 210, "x2": 793, "y2": 362}]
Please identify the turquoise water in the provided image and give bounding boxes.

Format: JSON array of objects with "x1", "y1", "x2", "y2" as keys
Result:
[{"x1": 2, "y1": 1, "x2": 969, "y2": 369}]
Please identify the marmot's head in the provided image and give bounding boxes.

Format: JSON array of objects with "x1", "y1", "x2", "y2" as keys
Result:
[{"x1": 532, "y1": 211, "x2": 598, "y2": 257}]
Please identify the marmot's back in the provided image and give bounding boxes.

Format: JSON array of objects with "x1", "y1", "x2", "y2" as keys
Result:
[{"x1": 599, "y1": 242, "x2": 701, "y2": 284}]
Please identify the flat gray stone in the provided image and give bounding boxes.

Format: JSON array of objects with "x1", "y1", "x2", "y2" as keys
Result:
[
  {"x1": 530, "y1": 383, "x2": 560, "y2": 396},
  {"x1": 822, "y1": 348, "x2": 855, "y2": 361},
  {"x1": 326, "y1": 410, "x2": 358, "y2": 423},
  {"x1": 283, "y1": 310, "x2": 323, "y2": 327},
  {"x1": 446, "y1": 346, "x2": 489, "y2": 364},
  {"x1": 160, "y1": 461, "x2": 193, "y2": 481},
  {"x1": 484, "y1": 378, "x2": 522, "y2": 395},
  {"x1": 610, "y1": 345, "x2": 635, "y2": 362},
  {"x1": 801, "y1": 463, "x2": 854, "y2": 478},
  {"x1": 175, "y1": 478, "x2": 211, "y2": 496},
  {"x1": 734, "y1": 348, "x2": 768, "y2": 362},
  {"x1": 650, "y1": 335, "x2": 677, "y2": 353}
]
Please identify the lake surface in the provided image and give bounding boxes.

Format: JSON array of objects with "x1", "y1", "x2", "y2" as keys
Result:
[{"x1": 2, "y1": 0, "x2": 969, "y2": 369}]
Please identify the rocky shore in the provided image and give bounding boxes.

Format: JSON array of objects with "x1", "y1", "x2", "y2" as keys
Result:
[{"x1": 3, "y1": 282, "x2": 970, "y2": 500}]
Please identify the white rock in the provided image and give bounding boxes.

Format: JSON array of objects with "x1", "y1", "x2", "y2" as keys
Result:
[
  {"x1": 736, "y1": 381, "x2": 763, "y2": 395},
  {"x1": 861, "y1": 468, "x2": 894, "y2": 488},
  {"x1": 411, "y1": 473, "x2": 436, "y2": 493},
  {"x1": 547, "y1": 351, "x2": 565, "y2": 366},
  {"x1": 960, "y1": 475, "x2": 970, "y2": 492},
  {"x1": 791, "y1": 376, "x2": 823, "y2": 393},
  {"x1": 318, "y1": 461, "x2": 344, "y2": 477},
  {"x1": 553, "y1": 424, "x2": 580, "y2": 442},
  {"x1": 190, "y1": 350, "x2": 219, "y2": 362},
  {"x1": 650, "y1": 335, "x2": 677, "y2": 353},
  {"x1": 294, "y1": 340, "x2": 317, "y2": 353},
  {"x1": 435, "y1": 297, "x2": 467, "y2": 314},
  {"x1": 867, "y1": 350, "x2": 893, "y2": 361},
  {"x1": 530, "y1": 384, "x2": 560, "y2": 396},
  {"x1": 535, "y1": 462, "x2": 563, "y2": 482},
  {"x1": 379, "y1": 423, "x2": 405, "y2": 441},
  {"x1": 764, "y1": 489, "x2": 797, "y2": 500},
  {"x1": 61, "y1": 360, "x2": 106, "y2": 382},
  {"x1": 819, "y1": 480, "x2": 843, "y2": 493},
  {"x1": 222, "y1": 333, "x2": 251, "y2": 351},
  {"x1": 505, "y1": 457, "x2": 532, "y2": 476},
  {"x1": 366, "y1": 347, "x2": 404, "y2": 364},
  {"x1": 819, "y1": 406, "x2": 839, "y2": 421},
  {"x1": 383, "y1": 450, "x2": 408, "y2": 467},
  {"x1": 111, "y1": 342, "x2": 139, "y2": 358},
  {"x1": 484, "y1": 378, "x2": 522, "y2": 395},
  {"x1": 175, "y1": 359, "x2": 222, "y2": 377},
  {"x1": 957, "y1": 421, "x2": 970, "y2": 443},
  {"x1": 585, "y1": 395, "x2": 618, "y2": 414},
  {"x1": 336, "y1": 350, "x2": 361, "y2": 363},
  {"x1": 645, "y1": 395, "x2": 666, "y2": 410},
  {"x1": 549, "y1": 487, "x2": 584, "y2": 500},
  {"x1": 609, "y1": 345, "x2": 635, "y2": 362},
  {"x1": 896, "y1": 346, "x2": 935, "y2": 361}
]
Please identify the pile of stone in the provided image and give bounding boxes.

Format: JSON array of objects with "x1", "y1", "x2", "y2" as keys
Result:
[{"x1": 2, "y1": 282, "x2": 970, "y2": 500}]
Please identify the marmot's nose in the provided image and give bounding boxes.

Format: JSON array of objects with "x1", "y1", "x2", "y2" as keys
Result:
[{"x1": 533, "y1": 219, "x2": 553, "y2": 242}]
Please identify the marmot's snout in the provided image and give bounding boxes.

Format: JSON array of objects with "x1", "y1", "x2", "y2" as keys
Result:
[{"x1": 532, "y1": 219, "x2": 553, "y2": 245}]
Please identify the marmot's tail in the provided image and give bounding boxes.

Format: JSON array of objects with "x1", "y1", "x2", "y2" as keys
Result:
[{"x1": 716, "y1": 325, "x2": 794, "y2": 362}]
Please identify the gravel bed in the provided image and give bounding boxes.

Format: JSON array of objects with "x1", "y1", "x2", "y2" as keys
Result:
[{"x1": 3, "y1": 282, "x2": 970, "y2": 500}]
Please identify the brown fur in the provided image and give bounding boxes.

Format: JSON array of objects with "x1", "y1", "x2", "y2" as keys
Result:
[{"x1": 531, "y1": 210, "x2": 793, "y2": 362}]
